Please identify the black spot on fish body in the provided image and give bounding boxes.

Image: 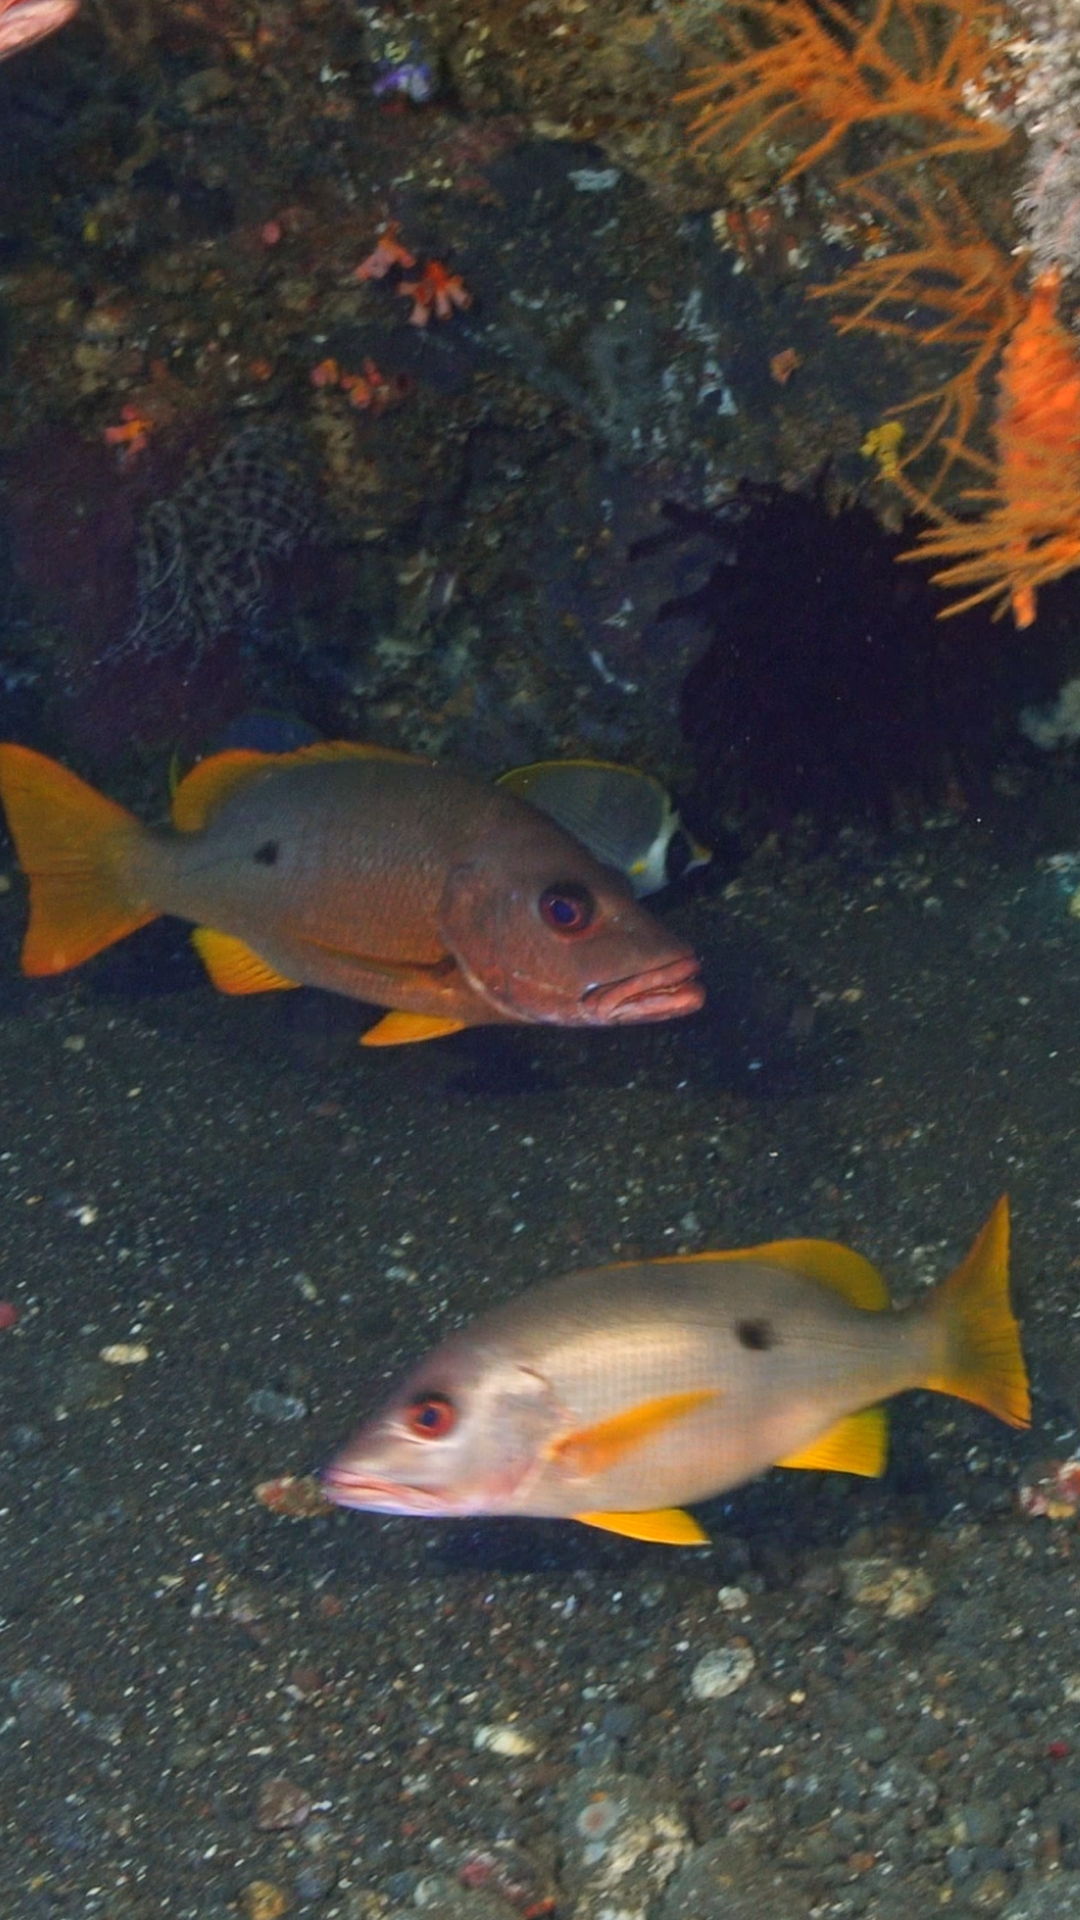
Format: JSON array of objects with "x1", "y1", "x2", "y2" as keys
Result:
[
  {"x1": 736, "y1": 1318, "x2": 775, "y2": 1351},
  {"x1": 253, "y1": 840, "x2": 280, "y2": 866}
]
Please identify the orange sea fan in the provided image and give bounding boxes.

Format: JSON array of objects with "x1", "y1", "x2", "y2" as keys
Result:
[
  {"x1": 674, "y1": 0, "x2": 1012, "y2": 187},
  {"x1": 903, "y1": 266, "x2": 1080, "y2": 626},
  {"x1": 809, "y1": 180, "x2": 1024, "y2": 504}
]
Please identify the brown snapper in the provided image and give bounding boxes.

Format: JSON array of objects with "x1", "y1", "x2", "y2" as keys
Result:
[{"x1": 0, "y1": 740, "x2": 704, "y2": 1045}]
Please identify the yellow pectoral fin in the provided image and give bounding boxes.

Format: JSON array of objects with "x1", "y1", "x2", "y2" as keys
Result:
[
  {"x1": 574, "y1": 1507, "x2": 710, "y2": 1546},
  {"x1": 360, "y1": 1011, "x2": 468, "y2": 1047},
  {"x1": 292, "y1": 930, "x2": 459, "y2": 987},
  {"x1": 775, "y1": 1405, "x2": 888, "y2": 1478},
  {"x1": 191, "y1": 927, "x2": 299, "y2": 995},
  {"x1": 550, "y1": 1388, "x2": 721, "y2": 1480}
]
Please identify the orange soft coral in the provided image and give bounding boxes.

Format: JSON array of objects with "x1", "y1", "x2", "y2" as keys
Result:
[
  {"x1": 903, "y1": 267, "x2": 1080, "y2": 626},
  {"x1": 398, "y1": 261, "x2": 471, "y2": 326},
  {"x1": 355, "y1": 222, "x2": 416, "y2": 282},
  {"x1": 675, "y1": 0, "x2": 1011, "y2": 188},
  {"x1": 809, "y1": 180, "x2": 1024, "y2": 506},
  {"x1": 103, "y1": 403, "x2": 154, "y2": 467}
]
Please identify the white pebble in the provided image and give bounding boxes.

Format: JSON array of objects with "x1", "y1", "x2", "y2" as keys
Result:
[
  {"x1": 716, "y1": 1585, "x2": 749, "y2": 1612},
  {"x1": 690, "y1": 1643, "x2": 756, "y2": 1700},
  {"x1": 472, "y1": 1722, "x2": 538, "y2": 1757}
]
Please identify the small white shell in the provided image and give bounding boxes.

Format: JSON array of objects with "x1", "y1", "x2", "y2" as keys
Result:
[
  {"x1": 472, "y1": 1723, "x2": 538, "y2": 1757},
  {"x1": 99, "y1": 1343, "x2": 150, "y2": 1365},
  {"x1": 690, "y1": 1643, "x2": 756, "y2": 1700}
]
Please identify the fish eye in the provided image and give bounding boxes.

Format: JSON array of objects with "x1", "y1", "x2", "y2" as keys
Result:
[
  {"x1": 406, "y1": 1391, "x2": 456, "y2": 1439},
  {"x1": 539, "y1": 884, "x2": 595, "y2": 935}
]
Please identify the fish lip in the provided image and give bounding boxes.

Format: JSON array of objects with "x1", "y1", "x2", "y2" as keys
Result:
[
  {"x1": 320, "y1": 1466, "x2": 449, "y2": 1516},
  {"x1": 581, "y1": 954, "x2": 704, "y2": 1023}
]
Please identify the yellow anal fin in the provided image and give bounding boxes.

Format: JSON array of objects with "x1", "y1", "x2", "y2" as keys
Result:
[
  {"x1": 360, "y1": 1010, "x2": 467, "y2": 1047},
  {"x1": 0, "y1": 743, "x2": 156, "y2": 974},
  {"x1": 923, "y1": 1196, "x2": 1030, "y2": 1430},
  {"x1": 172, "y1": 739, "x2": 427, "y2": 832},
  {"x1": 574, "y1": 1507, "x2": 710, "y2": 1546},
  {"x1": 191, "y1": 927, "x2": 299, "y2": 995},
  {"x1": 550, "y1": 1388, "x2": 721, "y2": 1479},
  {"x1": 656, "y1": 1238, "x2": 889, "y2": 1311},
  {"x1": 776, "y1": 1405, "x2": 888, "y2": 1478}
]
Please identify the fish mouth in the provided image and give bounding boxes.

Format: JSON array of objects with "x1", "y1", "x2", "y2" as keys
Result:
[
  {"x1": 320, "y1": 1466, "x2": 449, "y2": 1516},
  {"x1": 581, "y1": 954, "x2": 704, "y2": 1024}
]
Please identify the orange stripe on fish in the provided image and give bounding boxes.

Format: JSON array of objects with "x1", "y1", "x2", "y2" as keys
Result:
[{"x1": 546, "y1": 1388, "x2": 722, "y2": 1479}]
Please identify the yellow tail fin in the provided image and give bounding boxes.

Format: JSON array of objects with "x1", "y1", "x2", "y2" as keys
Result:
[
  {"x1": 0, "y1": 745, "x2": 157, "y2": 974},
  {"x1": 924, "y1": 1196, "x2": 1030, "y2": 1429}
]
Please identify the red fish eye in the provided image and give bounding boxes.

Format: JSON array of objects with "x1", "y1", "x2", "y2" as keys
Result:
[
  {"x1": 406, "y1": 1392, "x2": 456, "y2": 1439},
  {"x1": 539, "y1": 884, "x2": 595, "y2": 934}
]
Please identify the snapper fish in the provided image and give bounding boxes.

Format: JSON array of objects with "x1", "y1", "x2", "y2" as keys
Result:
[
  {"x1": 495, "y1": 759, "x2": 711, "y2": 898},
  {"x1": 323, "y1": 1198, "x2": 1029, "y2": 1544},
  {"x1": 0, "y1": 740, "x2": 704, "y2": 1045},
  {"x1": 0, "y1": 0, "x2": 77, "y2": 58}
]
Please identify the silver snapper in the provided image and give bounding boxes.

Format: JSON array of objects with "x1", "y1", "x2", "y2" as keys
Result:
[{"x1": 323, "y1": 1199, "x2": 1029, "y2": 1545}]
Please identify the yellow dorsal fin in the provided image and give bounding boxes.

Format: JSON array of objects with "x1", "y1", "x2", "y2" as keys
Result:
[
  {"x1": 547, "y1": 1389, "x2": 721, "y2": 1479},
  {"x1": 172, "y1": 750, "x2": 282, "y2": 832},
  {"x1": 573, "y1": 1507, "x2": 710, "y2": 1546},
  {"x1": 360, "y1": 1010, "x2": 467, "y2": 1047},
  {"x1": 657, "y1": 1238, "x2": 889, "y2": 1311},
  {"x1": 0, "y1": 743, "x2": 158, "y2": 974},
  {"x1": 922, "y1": 1196, "x2": 1030, "y2": 1429},
  {"x1": 775, "y1": 1406, "x2": 888, "y2": 1477},
  {"x1": 498, "y1": 756, "x2": 646, "y2": 785},
  {"x1": 171, "y1": 739, "x2": 426, "y2": 832},
  {"x1": 191, "y1": 927, "x2": 299, "y2": 995}
]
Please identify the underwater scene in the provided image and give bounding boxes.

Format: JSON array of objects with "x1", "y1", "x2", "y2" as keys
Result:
[{"x1": 9, "y1": 1, "x2": 1080, "y2": 1917}]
